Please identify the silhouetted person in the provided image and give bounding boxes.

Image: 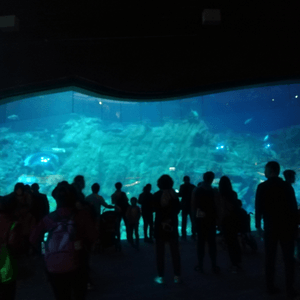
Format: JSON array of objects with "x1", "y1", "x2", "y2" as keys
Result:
[
  {"x1": 283, "y1": 169, "x2": 296, "y2": 185},
  {"x1": 72, "y1": 176, "x2": 94, "y2": 290},
  {"x1": 85, "y1": 183, "x2": 114, "y2": 221},
  {"x1": 30, "y1": 182, "x2": 98, "y2": 300},
  {"x1": 255, "y1": 161, "x2": 298, "y2": 298},
  {"x1": 153, "y1": 175, "x2": 181, "y2": 284},
  {"x1": 237, "y1": 200, "x2": 250, "y2": 235},
  {"x1": 138, "y1": 184, "x2": 154, "y2": 242},
  {"x1": 12, "y1": 183, "x2": 31, "y2": 208},
  {"x1": 72, "y1": 175, "x2": 86, "y2": 205},
  {"x1": 192, "y1": 171, "x2": 219, "y2": 273},
  {"x1": 10, "y1": 183, "x2": 36, "y2": 256},
  {"x1": 31, "y1": 183, "x2": 49, "y2": 222},
  {"x1": 283, "y1": 170, "x2": 299, "y2": 265},
  {"x1": 126, "y1": 197, "x2": 141, "y2": 249},
  {"x1": 219, "y1": 176, "x2": 242, "y2": 273},
  {"x1": 111, "y1": 182, "x2": 129, "y2": 245},
  {"x1": 178, "y1": 176, "x2": 196, "y2": 240},
  {"x1": 0, "y1": 196, "x2": 21, "y2": 300},
  {"x1": 30, "y1": 183, "x2": 50, "y2": 255}
]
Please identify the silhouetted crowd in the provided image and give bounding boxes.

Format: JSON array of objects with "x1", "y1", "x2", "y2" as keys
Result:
[{"x1": 0, "y1": 161, "x2": 300, "y2": 300}]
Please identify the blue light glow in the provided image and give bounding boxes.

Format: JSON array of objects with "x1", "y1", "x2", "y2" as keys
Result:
[
  {"x1": 2, "y1": 84, "x2": 300, "y2": 238},
  {"x1": 216, "y1": 143, "x2": 225, "y2": 150}
]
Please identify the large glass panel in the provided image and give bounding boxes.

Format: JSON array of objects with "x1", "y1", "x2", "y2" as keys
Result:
[
  {"x1": 0, "y1": 85, "x2": 299, "y2": 238},
  {"x1": 120, "y1": 102, "x2": 140, "y2": 123}
]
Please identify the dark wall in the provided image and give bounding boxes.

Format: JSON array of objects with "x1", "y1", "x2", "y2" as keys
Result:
[{"x1": 1, "y1": 1, "x2": 300, "y2": 101}]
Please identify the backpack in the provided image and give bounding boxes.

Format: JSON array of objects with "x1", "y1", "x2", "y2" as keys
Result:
[
  {"x1": 44, "y1": 212, "x2": 83, "y2": 273},
  {"x1": 0, "y1": 222, "x2": 18, "y2": 283}
]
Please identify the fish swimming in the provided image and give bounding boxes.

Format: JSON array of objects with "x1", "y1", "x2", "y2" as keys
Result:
[
  {"x1": 244, "y1": 118, "x2": 252, "y2": 125},
  {"x1": 7, "y1": 114, "x2": 19, "y2": 121},
  {"x1": 191, "y1": 110, "x2": 199, "y2": 118},
  {"x1": 263, "y1": 135, "x2": 269, "y2": 141},
  {"x1": 41, "y1": 147, "x2": 66, "y2": 153}
]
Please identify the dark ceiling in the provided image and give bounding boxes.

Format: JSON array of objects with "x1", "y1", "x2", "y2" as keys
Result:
[{"x1": 1, "y1": 1, "x2": 300, "y2": 101}]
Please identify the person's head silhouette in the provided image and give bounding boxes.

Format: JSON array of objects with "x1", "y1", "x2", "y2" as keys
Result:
[
  {"x1": 183, "y1": 176, "x2": 190, "y2": 184},
  {"x1": 283, "y1": 170, "x2": 296, "y2": 184},
  {"x1": 203, "y1": 171, "x2": 215, "y2": 185},
  {"x1": 115, "y1": 182, "x2": 122, "y2": 191},
  {"x1": 130, "y1": 197, "x2": 138, "y2": 206},
  {"x1": 264, "y1": 161, "x2": 280, "y2": 179},
  {"x1": 92, "y1": 183, "x2": 100, "y2": 194}
]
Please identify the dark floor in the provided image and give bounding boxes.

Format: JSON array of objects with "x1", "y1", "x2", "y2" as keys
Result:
[{"x1": 15, "y1": 235, "x2": 299, "y2": 300}]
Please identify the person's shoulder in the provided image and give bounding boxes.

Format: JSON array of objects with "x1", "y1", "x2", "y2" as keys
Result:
[
  {"x1": 192, "y1": 186, "x2": 201, "y2": 194},
  {"x1": 85, "y1": 193, "x2": 96, "y2": 201},
  {"x1": 170, "y1": 188, "x2": 178, "y2": 197},
  {"x1": 121, "y1": 191, "x2": 128, "y2": 199},
  {"x1": 193, "y1": 185, "x2": 206, "y2": 194},
  {"x1": 281, "y1": 178, "x2": 292, "y2": 187},
  {"x1": 257, "y1": 180, "x2": 267, "y2": 188},
  {"x1": 42, "y1": 211, "x2": 58, "y2": 227},
  {"x1": 153, "y1": 190, "x2": 162, "y2": 198},
  {"x1": 98, "y1": 195, "x2": 105, "y2": 201}
]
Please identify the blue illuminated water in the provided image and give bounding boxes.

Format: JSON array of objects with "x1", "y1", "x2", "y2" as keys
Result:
[{"x1": 1, "y1": 84, "x2": 300, "y2": 238}]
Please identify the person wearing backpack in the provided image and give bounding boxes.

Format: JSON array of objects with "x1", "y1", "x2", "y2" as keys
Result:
[
  {"x1": 30, "y1": 182, "x2": 98, "y2": 300},
  {"x1": 0, "y1": 196, "x2": 22, "y2": 300}
]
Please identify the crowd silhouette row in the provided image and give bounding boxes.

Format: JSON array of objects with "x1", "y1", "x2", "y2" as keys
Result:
[{"x1": 0, "y1": 161, "x2": 300, "y2": 300}]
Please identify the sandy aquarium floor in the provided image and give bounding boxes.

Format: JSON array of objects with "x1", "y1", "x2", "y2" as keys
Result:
[{"x1": 15, "y1": 235, "x2": 299, "y2": 300}]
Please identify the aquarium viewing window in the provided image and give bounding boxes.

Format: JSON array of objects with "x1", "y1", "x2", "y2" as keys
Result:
[{"x1": 0, "y1": 83, "x2": 300, "y2": 238}]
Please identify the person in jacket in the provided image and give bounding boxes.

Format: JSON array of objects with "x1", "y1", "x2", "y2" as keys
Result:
[
  {"x1": 255, "y1": 161, "x2": 298, "y2": 298},
  {"x1": 30, "y1": 182, "x2": 98, "y2": 300},
  {"x1": 152, "y1": 175, "x2": 181, "y2": 284},
  {"x1": 111, "y1": 182, "x2": 130, "y2": 245},
  {"x1": 178, "y1": 176, "x2": 196, "y2": 240},
  {"x1": 192, "y1": 171, "x2": 219, "y2": 273},
  {"x1": 0, "y1": 196, "x2": 20, "y2": 300},
  {"x1": 219, "y1": 176, "x2": 242, "y2": 273},
  {"x1": 138, "y1": 184, "x2": 154, "y2": 243},
  {"x1": 126, "y1": 197, "x2": 141, "y2": 249}
]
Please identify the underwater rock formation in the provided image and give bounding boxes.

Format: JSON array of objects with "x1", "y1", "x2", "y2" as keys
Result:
[{"x1": 0, "y1": 114, "x2": 299, "y2": 219}]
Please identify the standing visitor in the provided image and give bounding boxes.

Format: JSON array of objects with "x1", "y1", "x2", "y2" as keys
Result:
[
  {"x1": 219, "y1": 176, "x2": 242, "y2": 273},
  {"x1": 153, "y1": 175, "x2": 181, "y2": 284},
  {"x1": 178, "y1": 176, "x2": 196, "y2": 240},
  {"x1": 255, "y1": 161, "x2": 298, "y2": 298},
  {"x1": 111, "y1": 182, "x2": 130, "y2": 247},
  {"x1": 192, "y1": 171, "x2": 219, "y2": 273},
  {"x1": 138, "y1": 184, "x2": 154, "y2": 242},
  {"x1": 30, "y1": 182, "x2": 98, "y2": 300}
]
